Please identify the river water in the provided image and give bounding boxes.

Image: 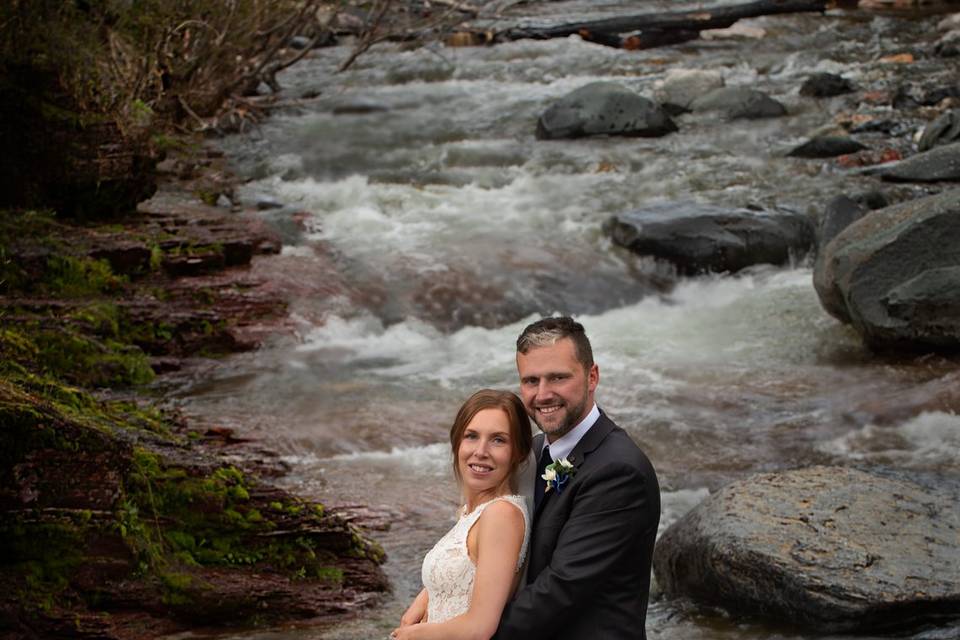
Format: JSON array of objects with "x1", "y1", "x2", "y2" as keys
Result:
[{"x1": 168, "y1": 2, "x2": 960, "y2": 639}]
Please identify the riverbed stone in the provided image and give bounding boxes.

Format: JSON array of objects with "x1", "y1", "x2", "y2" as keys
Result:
[
  {"x1": 918, "y1": 110, "x2": 960, "y2": 151},
  {"x1": 813, "y1": 188, "x2": 960, "y2": 349},
  {"x1": 653, "y1": 466, "x2": 960, "y2": 634},
  {"x1": 881, "y1": 141, "x2": 960, "y2": 182},
  {"x1": 788, "y1": 136, "x2": 867, "y2": 158},
  {"x1": 799, "y1": 72, "x2": 856, "y2": 97},
  {"x1": 688, "y1": 86, "x2": 787, "y2": 119},
  {"x1": 535, "y1": 82, "x2": 677, "y2": 140},
  {"x1": 604, "y1": 202, "x2": 813, "y2": 275},
  {"x1": 653, "y1": 68, "x2": 725, "y2": 114}
]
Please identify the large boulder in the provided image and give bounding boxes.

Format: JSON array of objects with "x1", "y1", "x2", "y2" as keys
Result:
[
  {"x1": 535, "y1": 82, "x2": 677, "y2": 140},
  {"x1": 813, "y1": 188, "x2": 960, "y2": 349},
  {"x1": 654, "y1": 466, "x2": 960, "y2": 634},
  {"x1": 688, "y1": 86, "x2": 787, "y2": 119},
  {"x1": 881, "y1": 141, "x2": 960, "y2": 182},
  {"x1": 815, "y1": 191, "x2": 888, "y2": 251},
  {"x1": 604, "y1": 202, "x2": 813, "y2": 275}
]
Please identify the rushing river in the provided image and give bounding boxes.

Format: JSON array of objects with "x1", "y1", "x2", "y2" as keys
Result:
[{"x1": 167, "y1": 2, "x2": 960, "y2": 639}]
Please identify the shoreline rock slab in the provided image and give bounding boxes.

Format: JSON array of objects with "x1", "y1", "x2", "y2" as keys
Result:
[{"x1": 653, "y1": 466, "x2": 960, "y2": 634}]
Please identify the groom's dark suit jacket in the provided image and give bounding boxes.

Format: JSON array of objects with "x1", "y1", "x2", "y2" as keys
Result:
[{"x1": 495, "y1": 411, "x2": 660, "y2": 640}]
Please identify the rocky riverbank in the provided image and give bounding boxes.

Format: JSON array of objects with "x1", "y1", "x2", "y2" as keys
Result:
[{"x1": 0, "y1": 148, "x2": 389, "y2": 639}]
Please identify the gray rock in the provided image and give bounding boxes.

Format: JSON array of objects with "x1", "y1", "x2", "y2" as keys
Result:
[
  {"x1": 653, "y1": 69, "x2": 725, "y2": 113},
  {"x1": 882, "y1": 142, "x2": 960, "y2": 182},
  {"x1": 799, "y1": 72, "x2": 855, "y2": 98},
  {"x1": 935, "y1": 29, "x2": 960, "y2": 57},
  {"x1": 788, "y1": 136, "x2": 867, "y2": 158},
  {"x1": 817, "y1": 195, "x2": 867, "y2": 250},
  {"x1": 918, "y1": 110, "x2": 960, "y2": 152},
  {"x1": 884, "y1": 266, "x2": 960, "y2": 333},
  {"x1": 535, "y1": 82, "x2": 678, "y2": 140},
  {"x1": 288, "y1": 35, "x2": 312, "y2": 50},
  {"x1": 332, "y1": 99, "x2": 389, "y2": 115},
  {"x1": 688, "y1": 86, "x2": 787, "y2": 119},
  {"x1": 653, "y1": 466, "x2": 960, "y2": 634},
  {"x1": 813, "y1": 188, "x2": 960, "y2": 349},
  {"x1": 604, "y1": 202, "x2": 813, "y2": 275}
]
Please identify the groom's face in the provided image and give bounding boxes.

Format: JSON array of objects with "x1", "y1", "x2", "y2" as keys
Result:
[{"x1": 516, "y1": 337, "x2": 598, "y2": 442}]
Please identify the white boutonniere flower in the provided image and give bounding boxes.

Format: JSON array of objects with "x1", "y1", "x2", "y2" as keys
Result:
[{"x1": 542, "y1": 457, "x2": 576, "y2": 495}]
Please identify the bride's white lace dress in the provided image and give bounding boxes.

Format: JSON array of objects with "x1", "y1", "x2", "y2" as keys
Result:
[{"x1": 420, "y1": 495, "x2": 530, "y2": 623}]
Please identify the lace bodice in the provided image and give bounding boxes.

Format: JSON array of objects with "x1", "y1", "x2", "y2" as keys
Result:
[{"x1": 421, "y1": 494, "x2": 529, "y2": 623}]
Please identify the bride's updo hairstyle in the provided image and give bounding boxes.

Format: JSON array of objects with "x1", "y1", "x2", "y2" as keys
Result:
[{"x1": 449, "y1": 389, "x2": 532, "y2": 489}]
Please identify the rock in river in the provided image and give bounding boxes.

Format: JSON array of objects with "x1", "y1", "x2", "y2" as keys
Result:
[
  {"x1": 688, "y1": 86, "x2": 787, "y2": 120},
  {"x1": 653, "y1": 466, "x2": 960, "y2": 634},
  {"x1": 604, "y1": 202, "x2": 813, "y2": 275},
  {"x1": 788, "y1": 136, "x2": 867, "y2": 159},
  {"x1": 813, "y1": 188, "x2": 960, "y2": 350},
  {"x1": 881, "y1": 141, "x2": 960, "y2": 182},
  {"x1": 535, "y1": 82, "x2": 677, "y2": 140},
  {"x1": 799, "y1": 72, "x2": 856, "y2": 98}
]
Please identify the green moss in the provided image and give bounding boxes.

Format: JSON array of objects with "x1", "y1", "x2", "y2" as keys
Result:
[
  {"x1": 32, "y1": 325, "x2": 154, "y2": 387},
  {"x1": 159, "y1": 571, "x2": 195, "y2": 606},
  {"x1": 116, "y1": 450, "x2": 364, "y2": 580},
  {"x1": 313, "y1": 566, "x2": 344, "y2": 584},
  {"x1": 119, "y1": 315, "x2": 174, "y2": 349},
  {"x1": 67, "y1": 302, "x2": 121, "y2": 338},
  {"x1": 3, "y1": 515, "x2": 90, "y2": 612},
  {"x1": 164, "y1": 242, "x2": 223, "y2": 258},
  {"x1": 149, "y1": 244, "x2": 163, "y2": 271},
  {"x1": 44, "y1": 256, "x2": 126, "y2": 298}
]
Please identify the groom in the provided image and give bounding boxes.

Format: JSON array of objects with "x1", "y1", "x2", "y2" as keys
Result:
[{"x1": 495, "y1": 316, "x2": 660, "y2": 639}]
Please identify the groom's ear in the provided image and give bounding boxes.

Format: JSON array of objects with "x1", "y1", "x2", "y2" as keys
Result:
[{"x1": 588, "y1": 363, "x2": 599, "y2": 391}]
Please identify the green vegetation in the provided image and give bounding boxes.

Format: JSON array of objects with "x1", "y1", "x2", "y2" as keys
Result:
[{"x1": 120, "y1": 450, "x2": 355, "y2": 582}]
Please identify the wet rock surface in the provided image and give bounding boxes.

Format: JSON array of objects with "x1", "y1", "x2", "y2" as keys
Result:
[
  {"x1": 788, "y1": 136, "x2": 868, "y2": 159},
  {"x1": 535, "y1": 81, "x2": 678, "y2": 140},
  {"x1": 881, "y1": 141, "x2": 960, "y2": 182},
  {"x1": 688, "y1": 86, "x2": 787, "y2": 119},
  {"x1": 0, "y1": 154, "x2": 389, "y2": 639},
  {"x1": 799, "y1": 72, "x2": 856, "y2": 98},
  {"x1": 0, "y1": 378, "x2": 389, "y2": 639},
  {"x1": 653, "y1": 466, "x2": 960, "y2": 634},
  {"x1": 605, "y1": 202, "x2": 814, "y2": 275},
  {"x1": 813, "y1": 188, "x2": 960, "y2": 350}
]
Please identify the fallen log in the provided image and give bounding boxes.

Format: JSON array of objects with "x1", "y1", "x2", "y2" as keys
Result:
[{"x1": 489, "y1": 0, "x2": 834, "y2": 49}]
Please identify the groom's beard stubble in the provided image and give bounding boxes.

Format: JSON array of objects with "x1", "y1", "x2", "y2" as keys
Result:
[{"x1": 532, "y1": 393, "x2": 588, "y2": 441}]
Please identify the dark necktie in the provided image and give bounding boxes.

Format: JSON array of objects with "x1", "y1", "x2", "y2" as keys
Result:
[{"x1": 534, "y1": 445, "x2": 552, "y2": 510}]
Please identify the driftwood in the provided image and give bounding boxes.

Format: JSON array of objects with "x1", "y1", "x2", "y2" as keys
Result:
[{"x1": 486, "y1": 0, "x2": 836, "y2": 49}]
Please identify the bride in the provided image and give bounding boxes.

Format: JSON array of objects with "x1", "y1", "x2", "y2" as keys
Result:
[{"x1": 391, "y1": 389, "x2": 533, "y2": 640}]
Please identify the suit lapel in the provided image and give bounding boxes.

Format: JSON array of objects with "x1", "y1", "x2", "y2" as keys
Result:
[
  {"x1": 532, "y1": 411, "x2": 615, "y2": 520},
  {"x1": 567, "y1": 411, "x2": 614, "y2": 471}
]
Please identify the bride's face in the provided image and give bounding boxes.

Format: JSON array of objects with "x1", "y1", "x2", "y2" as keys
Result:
[{"x1": 457, "y1": 408, "x2": 514, "y2": 496}]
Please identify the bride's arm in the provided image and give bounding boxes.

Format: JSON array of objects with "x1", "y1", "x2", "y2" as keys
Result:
[
  {"x1": 400, "y1": 588, "x2": 429, "y2": 626},
  {"x1": 391, "y1": 501, "x2": 524, "y2": 640}
]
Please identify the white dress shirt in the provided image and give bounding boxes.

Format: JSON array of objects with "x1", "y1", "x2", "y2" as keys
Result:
[{"x1": 541, "y1": 403, "x2": 600, "y2": 462}]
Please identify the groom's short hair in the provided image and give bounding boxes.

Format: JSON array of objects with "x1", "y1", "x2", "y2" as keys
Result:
[{"x1": 516, "y1": 316, "x2": 594, "y2": 370}]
